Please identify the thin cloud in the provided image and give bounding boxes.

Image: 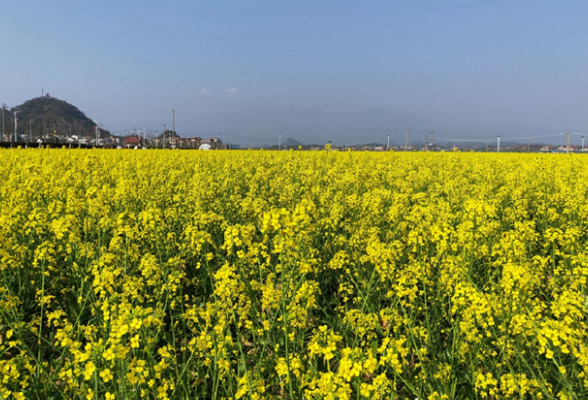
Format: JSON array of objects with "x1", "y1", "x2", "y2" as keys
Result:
[
  {"x1": 200, "y1": 87, "x2": 211, "y2": 96},
  {"x1": 224, "y1": 87, "x2": 240, "y2": 95}
]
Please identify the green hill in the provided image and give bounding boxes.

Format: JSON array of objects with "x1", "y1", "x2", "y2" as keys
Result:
[{"x1": 10, "y1": 96, "x2": 108, "y2": 139}]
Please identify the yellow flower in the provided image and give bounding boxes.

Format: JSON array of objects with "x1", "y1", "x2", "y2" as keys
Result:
[
  {"x1": 83, "y1": 361, "x2": 96, "y2": 381},
  {"x1": 100, "y1": 368, "x2": 113, "y2": 383},
  {"x1": 130, "y1": 334, "x2": 140, "y2": 348}
]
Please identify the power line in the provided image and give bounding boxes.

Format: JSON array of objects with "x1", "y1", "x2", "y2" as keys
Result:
[
  {"x1": 435, "y1": 132, "x2": 567, "y2": 143},
  {"x1": 503, "y1": 132, "x2": 566, "y2": 140},
  {"x1": 434, "y1": 137, "x2": 493, "y2": 143}
]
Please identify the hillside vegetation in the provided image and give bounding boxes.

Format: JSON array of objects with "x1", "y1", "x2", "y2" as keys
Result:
[{"x1": 9, "y1": 96, "x2": 102, "y2": 138}]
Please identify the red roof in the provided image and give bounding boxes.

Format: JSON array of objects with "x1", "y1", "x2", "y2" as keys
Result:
[{"x1": 123, "y1": 137, "x2": 141, "y2": 144}]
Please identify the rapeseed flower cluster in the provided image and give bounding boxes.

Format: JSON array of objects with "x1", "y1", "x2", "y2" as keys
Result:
[{"x1": 1, "y1": 149, "x2": 588, "y2": 398}]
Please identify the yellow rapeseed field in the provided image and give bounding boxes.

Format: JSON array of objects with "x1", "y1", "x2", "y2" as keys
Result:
[{"x1": 1, "y1": 149, "x2": 587, "y2": 399}]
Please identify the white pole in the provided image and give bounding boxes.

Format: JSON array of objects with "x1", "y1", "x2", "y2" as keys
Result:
[
  {"x1": 582, "y1": 136, "x2": 585, "y2": 152},
  {"x1": 278, "y1": 131, "x2": 281, "y2": 150},
  {"x1": 387, "y1": 134, "x2": 390, "y2": 151},
  {"x1": 497, "y1": 136, "x2": 500, "y2": 153}
]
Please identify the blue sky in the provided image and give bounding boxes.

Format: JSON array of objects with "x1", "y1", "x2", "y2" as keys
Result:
[{"x1": 2, "y1": 1, "x2": 588, "y2": 145}]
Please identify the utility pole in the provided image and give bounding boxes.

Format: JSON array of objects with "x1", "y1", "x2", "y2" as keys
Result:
[
  {"x1": 566, "y1": 132, "x2": 571, "y2": 154},
  {"x1": 497, "y1": 136, "x2": 501, "y2": 153},
  {"x1": 14, "y1": 111, "x2": 19, "y2": 143},
  {"x1": 29, "y1": 120, "x2": 32, "y2": 143},
  {"x1": 278, "y1": 131, "x2": 281, "y2": 150},
  {"x1": 425, "y1": 131, "x2": 429, "y2": 151},
  {"x1": 582, "y1": 136, "x2": 585, "y2": 152},
  {"x1": 2, "y1": 104, "x2": 5, "y2": 141},
  {"x1": 386, "y1": 133, "x2": 390, "y2": 151},
  {"x1": 95, "y1": 125, "x2": 99, "y2": 147},
  {"x1": 163, "y1": 124, "x2": 166, "y2": 149},
  {"x1": 172, "y1": 109, "x2": 175, "y2": 148},
  {"x1": 405, "y1": 129, "x2": 409, "y2": 150}
]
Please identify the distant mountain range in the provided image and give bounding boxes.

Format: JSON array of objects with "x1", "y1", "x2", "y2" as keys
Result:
[
  {"x1": 189, "y1": 107, "x2": 567, "y2": 147},
  {"x1": 190, "y1": 107, "x2": 433, "y2": 146}
]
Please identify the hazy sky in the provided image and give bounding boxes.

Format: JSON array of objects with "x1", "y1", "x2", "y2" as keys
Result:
[{"x1": 2, "y1": 1, "x2": 588, "y2": 145}]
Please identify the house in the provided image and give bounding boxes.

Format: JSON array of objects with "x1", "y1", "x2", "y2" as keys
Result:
[
  {"x1": 176, "y1": 137, "x2": 203, "y2": 148},
  {"x1": 123, "y1": 136, "x2": 141, "y2": 149},
  {"x1": 207, "y1": 137, "x2": 223, "y2": 149}
]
